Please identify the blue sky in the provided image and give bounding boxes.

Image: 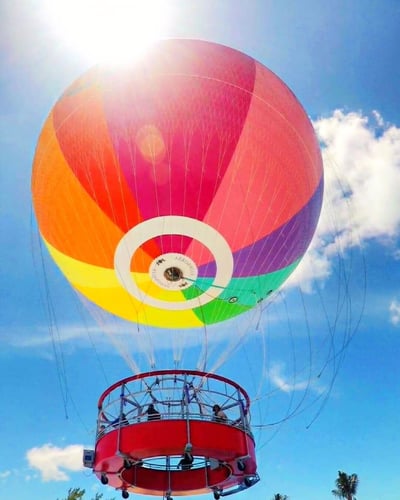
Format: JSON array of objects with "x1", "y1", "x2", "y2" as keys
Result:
[{"x1": 1, "y1": 1, "x2": 400, "y2": 499}]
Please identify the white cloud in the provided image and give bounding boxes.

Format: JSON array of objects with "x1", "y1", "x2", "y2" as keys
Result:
[
  {"x1": 0, "y1": 470, "x2": 11, "y2": 480},
  {"x1": 26, "y1": 444, "x2": 84, "y2": 481},
  {"x1": 269, "y1": 363, "x2": 325, "y2": 395},
  {"x1": 318, "y1": 110, "x2": 400, "y2": 240},
  {"x1": 372, "y1": 109, "x2": 385, "y2": 128},
  {"x1": 4, "y1": 306, "x2": 253, "y2": 357},
  {"x1": 389, "y1": 299, "x2": 400, "y2": 325},
  {"x1": 289, "y1": 109, "x2": 400, "y2": 290}
]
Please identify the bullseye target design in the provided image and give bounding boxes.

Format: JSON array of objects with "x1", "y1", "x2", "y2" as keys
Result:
[
  {"x1": 114, "y1": 216, "x2": 233, "y2": 311},
  {"x1": 31, "y1": 39, "x2": 323, "y2": 328}
]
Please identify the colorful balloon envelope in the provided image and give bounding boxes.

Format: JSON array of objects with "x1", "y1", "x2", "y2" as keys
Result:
[{"x1": 32, "y1": 39, "x2": 323, "y2": 328}]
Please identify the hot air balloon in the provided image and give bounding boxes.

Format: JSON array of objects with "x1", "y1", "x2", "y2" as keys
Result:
[
  {"x1": 32, "y1": 39, "x2": 324, "y2": 498},
  {"x1": 31, "y1": 39, "x2": 323, "y2": 329}
]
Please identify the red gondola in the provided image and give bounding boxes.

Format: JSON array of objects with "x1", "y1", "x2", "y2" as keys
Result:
[{"x1": 84, "y1": 370, "x2": 259, "y2": 499}]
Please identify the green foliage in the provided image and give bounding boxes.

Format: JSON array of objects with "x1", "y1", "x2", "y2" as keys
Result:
[
  {"x1": 272, "y1": 494, "x2": 289, "y2": 500},
  {"x1": 332, "y1": 470, "x2": 359, "y2": 500},
  {"x1": 59, "y1": 488, "x2": 85, "y2": 500},
  {"x1": 92, "y1": 493, "x2": 115, "y2": 500},
  {"x1": 58, "y1": 488, "x2": 115, "y2": 500}
]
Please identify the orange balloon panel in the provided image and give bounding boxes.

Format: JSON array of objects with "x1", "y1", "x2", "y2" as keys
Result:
[{"x1": 32, "y1": 39, "x2": 323, "y2": 327}]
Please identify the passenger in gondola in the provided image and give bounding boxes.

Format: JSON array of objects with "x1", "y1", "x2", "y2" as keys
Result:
[
  {"x1": 212, "y1": 404, "x2": 227, "y2": 422},
  {"x1": 178, "y1": 451, "x2": 193, "y2": 470},
  {"x1": 146, "y1": 403, "x2": 161, "y2": 421},
  {"x1": 112, "y1": 412, "x2": 128, "y2": 427}
]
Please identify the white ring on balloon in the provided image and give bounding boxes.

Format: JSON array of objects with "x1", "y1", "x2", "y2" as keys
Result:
[{"x1": 114, "y1": 216, "x2": 234, "y2": 311}]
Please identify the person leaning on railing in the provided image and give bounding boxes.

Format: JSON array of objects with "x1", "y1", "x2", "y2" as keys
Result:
[{"x1": 212, "y1": 404, "x2": 227, "y2": 422}]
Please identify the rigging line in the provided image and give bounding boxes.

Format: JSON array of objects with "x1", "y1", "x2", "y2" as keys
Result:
[
  {"x1": 306, "y1": 227, "x2": 348, "y2": 382},
  {"x1": 238, "y1": 319, "x2": 266, "y2": 446},
  {"x1": 115, "y1": 227, "x2": 156, "y2": 367},
  {"x1": 277, "y1": 289, "x2": 333, "y2": 428},
  {"x1": 126, "y1": 132, "x2": 159, "y2": 370},
  {"x1": 65, "y1": 385, "x2": 93, "y2": 436},
  {"x1": 180, "y1": 278, "x2": 269, "y2": 371},
  {"x1": 175, "y1": 324, "x2": 189, "y2": 368},
  {"x1": 171, "y1": 127, "x2": 182, "y2": 256},
  {"x1": 111, "y1": 254, "x2": 156, "y2": 370},
  {"x1": 32, "y1": 216, "x2": 69, "y2": 419},
  {"x1": 112, "y1": 124, "x2": 134, "y2": 233},
  {"x1": 132, "y1": 301, "x2": 157, "y2": 371},
  {"x1": 73, "y1": 294, "x2": 110, "y2": 387},
  {"x1": 171, "y1": 292, "x2": 208, "y2": 373},
  {"x1": 264, "y1": 289, "x2": 306, "y2": 430},
  {"x1": 195, "y1": 126, "x2": 232, "y2": 305},
  {"x1": 332, "y1": 179, "x2": 367, "y2": 350},
  {"x1": 223, "y1": 117, "x2": 275, "y2": 277},
  {"x1": 256, "y1": 289, "x2": 317, "y2": 430},
  {"x1": 182, "y1": 278, "x2": 263, "y2": 305},
  {"x1": 245, "y1": 192, "x2": 294, "y2": 279},
  {"x1": 305, "y1": 360, "x2": 343, "y2": 430},
  {"x1": 236, "y1": 173, "x2": 283, "y2": 303},
  {"x1": 89, "y1": 305, "x2": 141, "y2": 374},
  {"x1": 195, "y1": 117, "x2": 210, "y2": 224},
  {"x1": 207, "y1": 331, "x2": 241, "y2": 373},
  {"x1": 255, "y1": 303, "x2": 276, "y2": 447},
  {"x1": 255, "y1": 419, "x2": 289, "y2": 452},
  {"x1": 61, "y1": 104, "x2": 113, "y2": 266},
  {"x1": 251, "y1": 299, "x2": 321, "y2": 404},
  {"x1": 197, "y1": 129, "x2": 238, "y2": 314},
  {"x1": 117, "y1": 139, "x2": 169, "y2": 371},
  {"x1": 195, "y1": 308, "x2": 209, "y2": 373},
  {"x1": 151, "y1": 125, "x2": 163, "y2": 255},
  {"x1": 171, "y1": 328, "x2": 181, "y2": 369},
  {"x1": 306, "y1": 256, "x2": 367, "y2": 429},
  {"x1": 180, "y1": 276, "x2": 228, "y2": 291},
  {"x1": 227, "y1": 131, "x2": 266, "y2": 268},
  {"x1": 312, "y1": 172, "x2": 366, "y2": 376},
  {"x1": 208, "y1": 308, "x2": 254, "y2": 372},
  {"x1": 255, "y1": 124, "x2": 313, "y2": 272},
  {"x1": 254, "y1": 365, "x2": 332, "y2": 433},
  {"x1": 252, "y1": 302, "x2": 270, "y2": 402},
  {"x1": 254, "y1": 262, "x2": 360, "y2": 438},
  {"x1": 214, "y1": 119, "x2": 294, "y2": 311},
  {"x1": 32, "y1": 219, "x2": 109, "y2": 435},
  {"x1": 92, "y1": 132, "x2": 120, "y2": 233},
  {"x1": 201, "y1": 323, "x2": 209, "y2": 373},
  {"x1": 294, "y1": 286, "x2": 318, "y2": 403},
  {"x1": 130, "y1": 142, "x2": 149, "y2": 272},
  {"x1": 295, "y1": 286, "x2": 321, "y2": 396},
  {"x1": 207, "y1": 307, "x2": 260, "y2": 375},
  {"x1": 191, "y1": 122, "x2": 221, "y2": 316},
  {"x1": 256, "y1": 346, "x2": 338, "y2": 430}
]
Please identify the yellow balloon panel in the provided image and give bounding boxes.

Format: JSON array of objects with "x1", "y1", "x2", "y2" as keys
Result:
[{"x1": 46, "y1": 241, "x2": 203, "y2": 328}]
